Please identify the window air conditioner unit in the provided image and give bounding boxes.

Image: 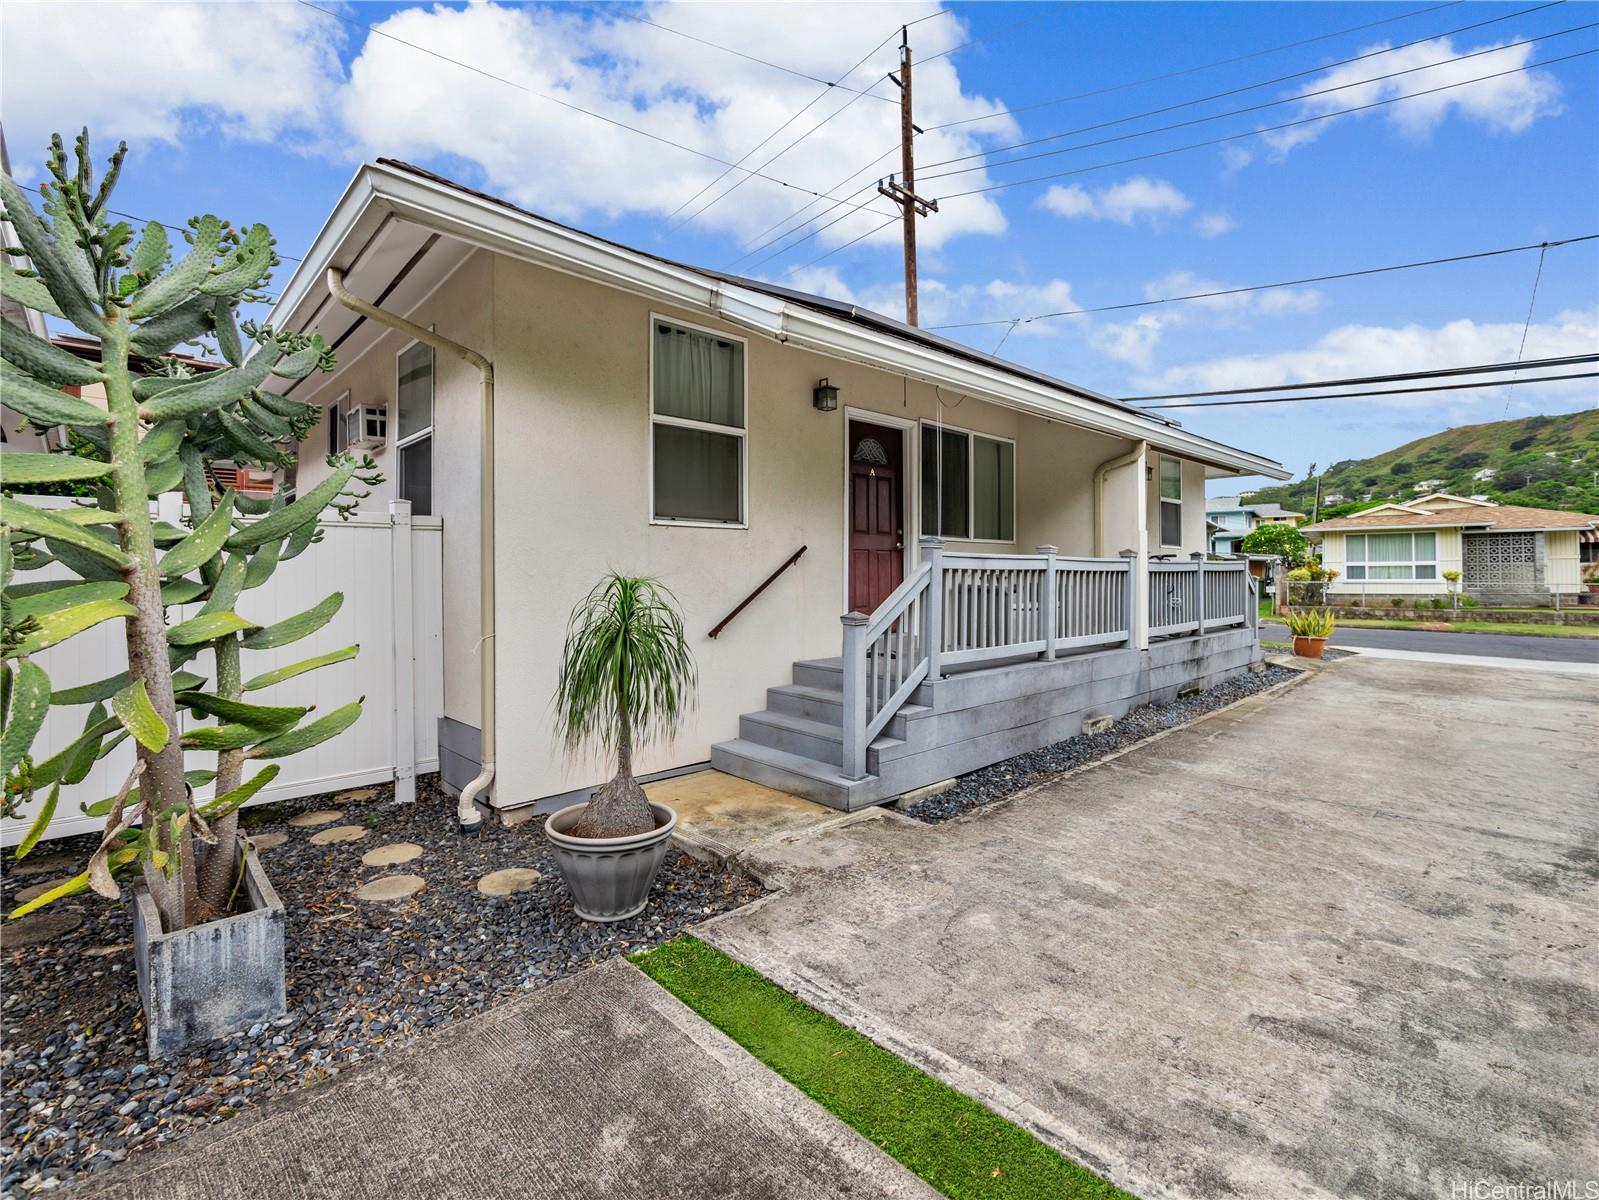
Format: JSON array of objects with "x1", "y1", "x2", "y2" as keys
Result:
[{"x1": 344, "y1": 405, "x2": 387, "y2": 451}]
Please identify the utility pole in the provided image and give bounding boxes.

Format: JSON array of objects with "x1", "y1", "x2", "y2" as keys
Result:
[{"x1": 879, "y1": 27, "x2": 938, "y2": 326}]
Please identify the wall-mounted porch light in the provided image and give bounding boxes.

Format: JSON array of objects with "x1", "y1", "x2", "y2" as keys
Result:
[{"x1": 813, "y1": 377, "x2": 839, "y2": 412}]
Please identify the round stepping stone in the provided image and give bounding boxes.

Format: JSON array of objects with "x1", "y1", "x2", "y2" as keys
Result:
[
  {"x1": 338, "y1": 787, "x2": 379, "y2": 803},
  {"x1": 2, "y1": 912, "x2": 82, "y2": 948},
  {"x1": 288, "y1": 809, "x2": 343, "y2": 829},
  {"x1": 353, "y1": 874, "x2": 425, "y2": 903},
  {"x1": 14, "y1": 878, "x2": 78, "y2": 905},
  {"x1": 477, "y1": 868, "x2": 542, "y2": 897},
  {"x1": 362, "y1": 842, "x2": 422, "y2": 868},
  {"x1": 247, "y1": 832, "x2": 288, "y2": 852},
  {"x1": 309, "y1": 825, "x2": 368, "y2": 846}
]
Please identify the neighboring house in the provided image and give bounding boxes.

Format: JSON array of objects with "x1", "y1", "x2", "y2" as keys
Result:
[
  {"x1": 267, "y1": 159, "x2": 1288, "y2": 819},
  {"x1": 1474, "y1": 467, "x2": 1497, "y2": 482},
  {"x1": 1412, "y1": 478, "x2": 1445, "y2": 492},
  {"x1": 1304, "y1": 493, "x2": 1598, "y2": 604},
  {"x1": 1323, "y1": 493, "x2": 1345, "y2": 505},
  {"x1": 1205, "y1": 495, "x2": 1306, "y2": 555}
]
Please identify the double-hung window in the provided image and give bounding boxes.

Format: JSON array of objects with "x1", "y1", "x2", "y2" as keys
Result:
[
  {"x1": 1158, "y1": 456, "x2": 1183, "y2": 546},
  {"x1": 650, "y1": 318, "x2": 746, "y2": 525},
  {"x1": 1343, "y1": 532, "x2": 1437, "y2": 580},
  {"x1": 920, "y1": 422, "x2": 1014, "y2": 542},
  {"x1": 327, "y1": 390, "x2": 349, "y2": 456},
  {"x1": 396, "y1": 342, "x2": 433, "y2": 516}
]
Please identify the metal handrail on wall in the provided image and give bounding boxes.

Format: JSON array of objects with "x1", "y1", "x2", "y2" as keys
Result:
[{"x1": 707, "y1": 545, "x2": 807, "y2": 639}]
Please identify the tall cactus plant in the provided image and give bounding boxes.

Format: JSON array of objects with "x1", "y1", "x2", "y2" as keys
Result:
[{"x1": 1, "y1": 132, "x2": 379, "y2": 931}]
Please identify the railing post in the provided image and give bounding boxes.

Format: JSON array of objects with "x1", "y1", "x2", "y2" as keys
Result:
[
  {"x1": 389, "y1": 499, "x2": 417, "y2": 805},
  {"x1": 1247, "y1": 575, "x2": 1259, "y2": 636},
  {"x1": 1036, "y1": 545, "x2": 1058, "y2": 659},
  {"x1": 840, "y1": 611, "x2": 869, "y2": 780},
  {"x1": 920, "y1": 536, "x2": 944, "y2": 682},
  {"x1": 1192, "y1": 551, "x2": 1207, "y2": 637},
  {"x1": 1119, "y1": 550, "x2": 1137, "y2": 647}
]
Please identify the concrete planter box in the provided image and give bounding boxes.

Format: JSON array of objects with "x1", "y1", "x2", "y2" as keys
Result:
[
  {"x1": 131, "y1": 850, "x2": 287, "y2": 1058},
  {"x1": 544, "y1": 801, "x2": 677, "y2": 923}
]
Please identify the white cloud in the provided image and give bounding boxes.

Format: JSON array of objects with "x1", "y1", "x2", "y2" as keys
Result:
[
  {"x1": 1194, "y1": 212, "x2": 1236, "y2": 238},
  {"x1": 0, "y1": 2, "x2": 342, "y2": 177},
  {"x1": 1260, "y1": 36, "x2": 1563, "y2": 157},
  {"x1": 1139, "y1": 309, "x2": 1599, "y2": 412},
  {"x1": 335, "y1": 2, "x2": 1017, "y2": 252},
  {"x1": 1038, "y1": 176, "x2": 1191, "y2": 226}
]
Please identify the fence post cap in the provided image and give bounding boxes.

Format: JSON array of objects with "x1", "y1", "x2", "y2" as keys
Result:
[
  {"x1": 1117, "y1": 549, "x2": 1137, "y2": 559},
  {"x1": 1035, "y1": 544, "x2": 1058, "y2": 555},
  {"x1": 841, "y1": 611, "x2": 869, "y2": 626},
  {"x1": 918, "y1": 535, "x2": 945, "y2": 550}
]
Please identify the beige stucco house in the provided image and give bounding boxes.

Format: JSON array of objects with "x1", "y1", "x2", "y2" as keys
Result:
[
  {"x1": 267, "y1": 160, "x2": 1288, "y2": 823},
  {"x1": 1304, "y1": 492, "x2": 1597, "y2": 605}
]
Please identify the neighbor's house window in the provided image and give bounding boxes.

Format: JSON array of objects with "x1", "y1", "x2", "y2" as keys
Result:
[
  {"x1": 1159, "y1": 456, "x2": 1183, "y2": 546},
  {"x1": 920, "y1": 422, "x2": 1014, "y2": 542},
  {"x1": 651, "y1": 318, "x2": 746, "y2": 525},
  {"x1": 1343, "y1": 531, "x2": 1437, "y2": 580},
  {"x1": 327, "y1": 390, "x2": 349, "y2": 456},
  {"x1": 397, "y1": 342, "x2": 433, "y2": 516}
]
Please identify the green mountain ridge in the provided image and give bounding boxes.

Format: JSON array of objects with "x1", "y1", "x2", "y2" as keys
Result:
[{"x1": 1238, "y1": 409, "x2": 1599, "y2": 520}]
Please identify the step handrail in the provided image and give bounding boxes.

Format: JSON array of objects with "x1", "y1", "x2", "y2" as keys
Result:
[
  {"x1": 707, "y1": 545, "x2": 807, "y2": 639},
  {"x1": 842, "y1": 555, "x2": 936, "y2": 780}
]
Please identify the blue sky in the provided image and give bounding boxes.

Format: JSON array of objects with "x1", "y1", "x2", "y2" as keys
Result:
[{"x1": 4, "y1": 1, "x2": 1596, "y2": 491}]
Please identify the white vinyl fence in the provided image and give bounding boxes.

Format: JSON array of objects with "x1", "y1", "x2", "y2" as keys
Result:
[{"x1": 3, "y1": 501, "x2": 442, "y2": 846}]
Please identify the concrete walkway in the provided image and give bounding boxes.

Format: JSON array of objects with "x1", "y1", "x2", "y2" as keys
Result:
[
  {"x1": 86, "y1": 960, "x2": 936, "y2": 1200},
  {"x1": 1261, "y1": 619, "x2": 1599, "y2": 664},
  {"x1": 701, "y1": 656, "x2": 1599, "y2": 1200}
]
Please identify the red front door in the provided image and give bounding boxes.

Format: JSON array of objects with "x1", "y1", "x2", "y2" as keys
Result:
[{"x1": 848, "y1": 421, "x2": 904, "y2": 614}]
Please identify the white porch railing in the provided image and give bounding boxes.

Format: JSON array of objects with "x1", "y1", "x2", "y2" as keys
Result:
[
  {"x1": 841, "y1": 539, "x2": 1135, "y2": 779},
  {"x1": 1149, "y1": 554, "x2": 1251, "y2": 638}
]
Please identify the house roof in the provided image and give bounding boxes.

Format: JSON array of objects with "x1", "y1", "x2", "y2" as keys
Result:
[
  {"x1": 264, "y1": 158, "x2": 1289, "y2": 481},
  {"x1": 1247, "y1": 503, "x2": 1304, "y2": 519},
  {"x1": 1305, "y1": 501, "x2": 1599, "y2": 533}
]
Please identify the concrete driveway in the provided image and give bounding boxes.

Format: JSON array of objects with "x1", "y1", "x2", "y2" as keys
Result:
[{"x1": 702, "y1": 657, "x2": 1599, "y2": 1200}]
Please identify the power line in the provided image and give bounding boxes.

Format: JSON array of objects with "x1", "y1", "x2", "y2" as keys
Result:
[
  {"x1": 1135, "y1": 371, "x2": 1597, "y2": 409},
  {"x1": 296, "y1": 1, "x2": 900, "y2": 223},
  {"x1": 926, "y1": 0, "x2": 1469, "y2": 132},
  {"x1": 609, "y1": 10, "x2": 900, "y2": 105},
  {"x1": 1505, "y1": 243, "x2": 1551, "y2": 416},
  {"x1": 670, "y1": 27, "x2": 903, "y2": 228},
  {"x1": 1123, "y1": 353, "x2": 1599, "y2": 401},
  {"x1": 919, "y1": 3, "x2": 1573, "y2": 176},
  {"x1": 932, "y1": 48, "x2": 1599, "y2": 202},
  {"x1": 738, "y1": 0, "x2": 1485, "y2": 267},
  {"x1": 17, "y1": 183, "x2": 304, "y2": 265},
  {"x1": 928, "y1": 235, "x2": 1599, "y2": 331}
]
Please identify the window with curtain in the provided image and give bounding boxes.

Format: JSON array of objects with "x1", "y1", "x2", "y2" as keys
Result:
[
  {"x1": 1159, "y1": 456, "x2": 1183, "y2": 546},
  {"x1": 920, "y1": 423, "x2": 1014, "y2": 542},
  {"x1": 651, "y1": 319, "x2": 746, "y2": 524},
  {"x1": 1343, "y1": 531, "x2": 1437, "y2": 580},
  {"x1": 397, "y1": 342, "x2": 433, "y2": 516}
]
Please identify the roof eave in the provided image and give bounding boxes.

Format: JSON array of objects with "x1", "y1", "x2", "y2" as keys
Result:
[{"x1": 269, "y1": 162, "x2": 1289, "y2": 481}]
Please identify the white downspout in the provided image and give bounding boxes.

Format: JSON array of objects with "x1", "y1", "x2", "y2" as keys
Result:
[
  {"x1": 1093, "y1": 439, "x2": 1147, "y2": 557},
  {"x1": 327, "y1": 268, "x2": 495, "y2": 833}
]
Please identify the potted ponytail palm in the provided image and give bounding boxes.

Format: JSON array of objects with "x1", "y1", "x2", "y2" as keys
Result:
[{"x1": 545, "y1": 574, "x2": 696, "y2": 922}]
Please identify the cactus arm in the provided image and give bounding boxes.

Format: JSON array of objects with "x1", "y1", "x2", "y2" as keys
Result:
[{"x1": 101, "y1": 312, "x2": 194, "y2": 929}]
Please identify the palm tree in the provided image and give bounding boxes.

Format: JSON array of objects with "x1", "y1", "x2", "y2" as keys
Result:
[{"x1": 555, "y1": 574, "x2": 696, "y2": 839}]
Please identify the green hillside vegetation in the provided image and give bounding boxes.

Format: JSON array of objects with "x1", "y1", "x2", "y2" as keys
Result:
[{"x1": 1243, "y1": 409, "x2": 1599, "y2": 520}]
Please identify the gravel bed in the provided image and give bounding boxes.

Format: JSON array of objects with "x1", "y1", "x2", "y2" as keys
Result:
[
  {"x1": 0, "y1": 778, "x2": 763, "y2": 1196},
  {"x1": 906, "y1": 663, "x2": 1300, "y2": 823}
]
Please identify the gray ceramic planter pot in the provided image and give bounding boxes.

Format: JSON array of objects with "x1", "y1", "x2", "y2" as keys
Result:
[
  {"x1": 543, "y1": 801, "x2": 677, "y2": 922},
  {"x1": 131, "y1": 848, "x2": 286, "y2": 1058}
]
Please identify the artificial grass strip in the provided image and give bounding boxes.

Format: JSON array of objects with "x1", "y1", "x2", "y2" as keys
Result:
[{"x1": 633, "y1": 937, "x2": 1135, "y2": 1200}]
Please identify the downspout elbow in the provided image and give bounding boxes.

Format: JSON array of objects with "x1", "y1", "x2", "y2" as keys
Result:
[{"x1": 325, "y1": 267, "x2": 496, "y2": 833}]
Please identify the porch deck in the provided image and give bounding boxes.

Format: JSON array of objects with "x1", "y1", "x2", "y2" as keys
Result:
[{"x1": 712, "y1": 546, "x2": 1261, "y2": 810}]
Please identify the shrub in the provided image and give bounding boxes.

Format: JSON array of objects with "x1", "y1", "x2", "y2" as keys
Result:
[
  {"x1": 1349, "y1": 596, "x2": 1366, "y2": 608},
  {"x1": 1286, "y1": 567, "x2": 1313, "y2": 582},
  {"x1": 1283, "y1": 607, "x2": 1336, "y2": 638},
  {"x1": 1459, "y1": 595, "x2": 1480, "y2": 609},
  {"x1": 1240, "y1": 523, "x2": 1310, "y2": 567},
  {"x1": 1430, "y1": 597, "x2": 1448, "y2": 610},
  {"x1": 1391, "y1": 597, "x2": 1407, "y2": 608}
]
